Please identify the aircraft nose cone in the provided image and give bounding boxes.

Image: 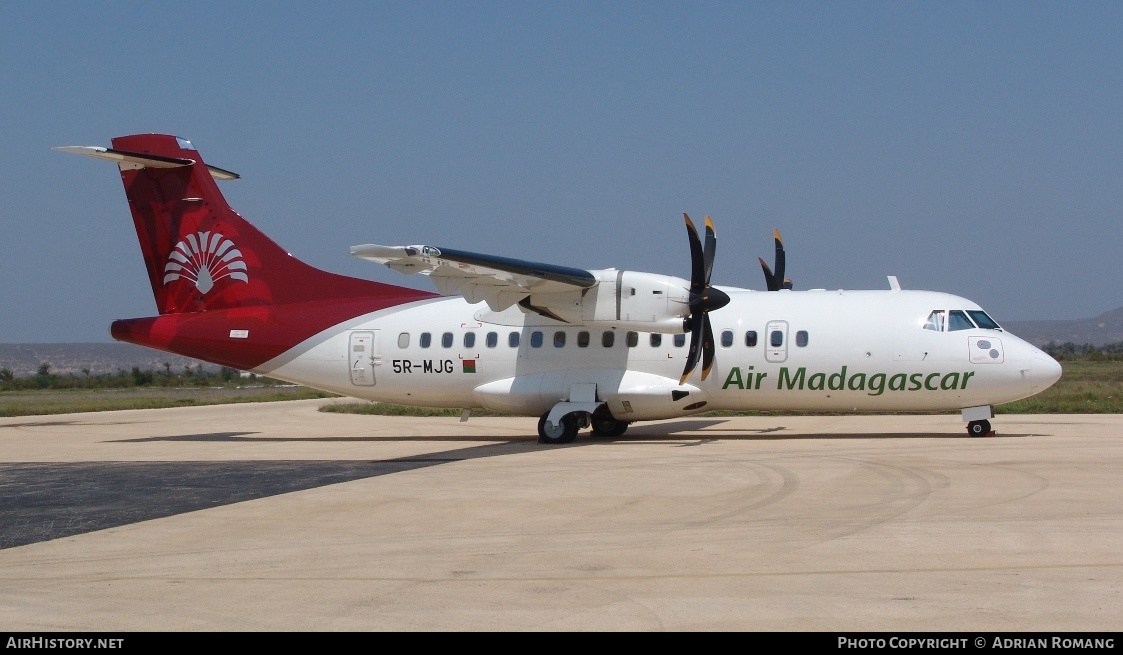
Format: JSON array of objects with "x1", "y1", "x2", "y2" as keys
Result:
[{"x1": 1031, "y1": 350, "x2": 1063, "y2": 392}]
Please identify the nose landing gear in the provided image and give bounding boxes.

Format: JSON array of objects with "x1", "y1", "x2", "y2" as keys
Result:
[
  {"x1": 962, "y1": 406, "x2": 995, "y2": 438},
  {"x1": 967, "y1": 419, "x2": 993, "y2": 437}
]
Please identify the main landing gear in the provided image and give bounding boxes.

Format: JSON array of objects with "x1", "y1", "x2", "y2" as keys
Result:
[
  {"x1": 590, "y1": 414, "x2": 629, "y2": 437},
  {"x1": 967, "y1": 420, "x2": 993, "y2": 437},
  {"x1": 537, "y1": 409, "x2": 630, "y2": 444},
  {"x1": 538, "y1": 412, "x2": 580, "y2": 444}
]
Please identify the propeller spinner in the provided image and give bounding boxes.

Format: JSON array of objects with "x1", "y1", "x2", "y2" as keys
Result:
[
  {"x1": 758, "y1": 228, "x2": 793, "y2": 291},
  {"x1": 680, "y1": 214, "x2": 731, "y2": 384}
]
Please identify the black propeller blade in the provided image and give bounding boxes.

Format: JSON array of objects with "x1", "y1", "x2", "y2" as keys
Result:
[
  {"x1": 758, "y1": 228, "x2": 792, "y2": 291},
  {"x1": 680, "y1": 214, "x2": 730, "y2": 384}
]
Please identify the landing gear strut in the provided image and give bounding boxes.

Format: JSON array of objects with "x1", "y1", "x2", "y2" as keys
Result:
[{"x1": 967, "y1": 420, "x2": 992, "y2": 437}]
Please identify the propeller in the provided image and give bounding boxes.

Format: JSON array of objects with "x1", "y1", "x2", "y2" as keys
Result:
[
  {"x1": 758, "y1": 228, "x2": 793, "y2": 291},
  {"x1": 680, "y1": 214, "x2": 731, "y2": 384}
]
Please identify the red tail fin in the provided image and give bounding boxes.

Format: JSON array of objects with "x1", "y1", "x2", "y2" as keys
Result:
[
  {"x1": 58, "y1": 134, "x2": 437, "y2": 371},
  {"x1": 103, "y1": 134, "x2": 422, "y2": 314}
]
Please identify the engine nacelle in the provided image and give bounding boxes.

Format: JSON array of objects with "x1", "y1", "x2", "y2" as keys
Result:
[{"x1": 526, "y1": 270, "x2": 692, "y2": 333}]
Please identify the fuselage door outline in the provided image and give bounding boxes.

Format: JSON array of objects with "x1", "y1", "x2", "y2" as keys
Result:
[
  {"x1": 765, "y1": 320, "x2": 788, "y2": 363},
  {"x1": 349, "y1": 330, "x2": 379, "y2": 386}
]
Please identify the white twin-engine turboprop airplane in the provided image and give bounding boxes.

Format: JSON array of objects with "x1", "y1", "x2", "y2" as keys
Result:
[{"x1": 58, "y1": 134, "x2": 1063, "y2": 443}]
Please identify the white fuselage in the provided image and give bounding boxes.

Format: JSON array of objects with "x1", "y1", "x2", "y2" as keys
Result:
[{"x1": 258, "y1": 287, "x2": 1062, "y2": 421}]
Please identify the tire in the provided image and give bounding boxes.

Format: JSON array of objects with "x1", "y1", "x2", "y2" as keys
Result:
[
  {"x1": 590, "y1": 416, "x2": 629, "y2": 437},
  {"x1": 538, "y1": 412, "x2": 578, "y2": 444},
  {"x1": 967, "y1": 420, "x2": 991, "y2": 437}
]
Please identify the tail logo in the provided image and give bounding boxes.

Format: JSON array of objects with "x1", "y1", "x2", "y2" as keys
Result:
[{"x1": 163, "y1": 231, "x2": 249, "y2": 294}]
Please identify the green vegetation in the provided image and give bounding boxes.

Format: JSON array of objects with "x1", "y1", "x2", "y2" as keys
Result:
[
  {"x1": 1, "y1": 362, "x2": 263, "y2": 391},
  {"x1": 995, "y1": 360, "x2": 1123, "y2": 414},
  {"x1": 0, "y1": 388, "x2": 334, "y2": 417},
  {"x1": 319, "y1": 403, "x2": 509, "y2": 417},
  {"x1": 1043, "y1": 341, "x2": 1123, "y2": 360},
  {"x1": 0, "y1": 363, "x2": 334, "y2": 417},
  {"x1": 991, "y1": 342, "x2": 1123, "y2": 414}
]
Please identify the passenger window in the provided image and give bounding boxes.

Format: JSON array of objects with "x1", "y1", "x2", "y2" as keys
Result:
[
  {"x1": 674, "y1": 334, "x2": 686, "y2": 347},
  {"x1": 650, "y1": 333, "x2": 662, "y2": 347},
  {"x1": 530, "y1": 331, "x2": 543, "y2": 348},
  {"x1": 508, "y1": 332, "x2": 520, "y2": 348},
  {"x1": 745, "y1": 331, "x2": 758, "y2": 347},
  {"x1": 554, "y1": 331, "x2": 566, "y2": 347},
  {"x1": 626, "y1": 331, "x2": 638, "y2": 347},
  {"x1": 948, "y1": 310, "x2": 975, "y2": 331},
  {"x1": 463, "y1": 332, "x2": 476, "y2": 348},
  {"x1": 796, "y1": 330, "x2": 808, "y2": 347},
  {"x1": 721, "y1": 330, "x2": 733, "y2": 348},
  {"x1": 924, "y1": 310, "x2": 946, "y2": 332},
  {"x1": 441, "y1": 332, "x2": 453, "y2": 348},
  {"x1": 771, "y1": 330, "x2": 783, "y2": 347},
  {"x1": 398, "y1": 333, "x2": 409, "y2": 349},
  {"x1": 486, "y1": 332, "x2": 498, "y2": 348},
  {"x1": 967, "y1": 310, "x2": 1002, "y2": 330},
  {"x1": 420, "y1": 332, "x2": 431, "y2": 348},
  {"x1": 578, "y1": 331, "x2": 590, "y2": 347},
  {"x1": 602, "y1": 331, "x2": 615, "y2": 348}
]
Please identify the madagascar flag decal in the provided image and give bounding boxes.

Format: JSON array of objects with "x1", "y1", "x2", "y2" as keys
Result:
[{"x1": 462, "y1": 359, "x2": 476, "y2": 373}]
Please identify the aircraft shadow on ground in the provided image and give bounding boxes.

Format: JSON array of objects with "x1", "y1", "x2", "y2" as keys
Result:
[
  {"x1": 2, "y1": 423, "x2": 1038, "y2": 550},
  {"x1": 109, "y1": 420, "x2": 1039, "y2": 445},
  {"x1": 0, "y1": 439, "x2": 530, "y2": 551}
]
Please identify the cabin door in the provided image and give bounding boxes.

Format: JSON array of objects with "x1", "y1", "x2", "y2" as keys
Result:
[{"x1": 348, "y1": 330, "x2": 380, "y2": 386}]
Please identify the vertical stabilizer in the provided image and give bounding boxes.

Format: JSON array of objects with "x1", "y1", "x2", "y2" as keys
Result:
[
  {"x1": 67, "y1": 134, "x2": 427, "y2": 314},
  {"x1": 58, "y1": 134, "x2": 438, "y2": 371}
]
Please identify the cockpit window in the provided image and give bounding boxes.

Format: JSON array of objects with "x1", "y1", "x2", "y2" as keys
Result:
[
  {"x1": 923, "y1": 310, "x2": 946, "y2": 332},
  {"x1": 948, "y1": 310, "x2": 976, "y2": 331},
  {"x1": 967, "y1": 310, "x2": 1002, "y2": 330}
]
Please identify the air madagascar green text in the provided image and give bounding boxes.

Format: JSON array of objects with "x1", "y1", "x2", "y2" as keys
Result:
[{"x1": 722, "y1": 366, "x2": 975, "y2": 396}]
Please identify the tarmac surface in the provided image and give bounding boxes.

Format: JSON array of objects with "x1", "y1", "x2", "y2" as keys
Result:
[{"x1": 1, "y1": 399, "x2": 1120, "y2": 631}]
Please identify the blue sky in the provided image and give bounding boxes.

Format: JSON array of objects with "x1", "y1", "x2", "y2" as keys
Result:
[{"x1": 2, "y1": 2, "x2": 1120, "y2": 342}]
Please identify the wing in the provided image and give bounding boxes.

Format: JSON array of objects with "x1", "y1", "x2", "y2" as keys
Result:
[{"x1": 351, "y1": 243, "x2": 597, "y2": 312}]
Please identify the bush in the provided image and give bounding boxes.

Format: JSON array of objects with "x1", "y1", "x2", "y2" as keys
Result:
[
  {"x1": 131, "y1": 366, "x2": 154, "y2": 386},
  {"x1": 1043, "y1": 341, "x2": 1123, "y2": 362}
]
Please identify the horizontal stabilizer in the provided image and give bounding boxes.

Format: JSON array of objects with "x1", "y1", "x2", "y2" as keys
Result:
[{"x1": 54, "y1": 146, "x2": 240, "y2": 180}]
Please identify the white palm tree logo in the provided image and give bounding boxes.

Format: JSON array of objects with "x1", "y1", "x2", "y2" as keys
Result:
[{"x1": 163, "y1": 231, "x2": 249, "y2": 294}]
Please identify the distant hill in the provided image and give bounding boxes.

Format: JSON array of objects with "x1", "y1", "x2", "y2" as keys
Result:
[
  {"x1": 1002, "y1": 307, "x2": 1123, "y2": 348},
  {"x1": 0, "y1": 343, "x2": 218, "y2": 377}
]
